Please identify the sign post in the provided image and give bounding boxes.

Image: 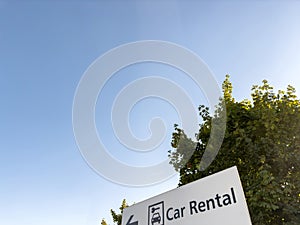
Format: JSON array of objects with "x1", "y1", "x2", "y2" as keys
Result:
[{"x1": 122, "y1": 166, "x2": 252, "y2": 225}]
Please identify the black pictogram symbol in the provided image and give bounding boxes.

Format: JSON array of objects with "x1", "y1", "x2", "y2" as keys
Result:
[{"x1": 148, "y1": 201, "x2": 164, "y2": 225}]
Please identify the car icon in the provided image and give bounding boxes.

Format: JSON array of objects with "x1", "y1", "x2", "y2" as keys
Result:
[{"x1": 151, "y1": 212, "x2": 161, "y2": 225}]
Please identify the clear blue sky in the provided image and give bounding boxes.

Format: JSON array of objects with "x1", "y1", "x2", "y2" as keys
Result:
[{"x1": 1, "y1": 1, "x2": 300, "y2": 225}]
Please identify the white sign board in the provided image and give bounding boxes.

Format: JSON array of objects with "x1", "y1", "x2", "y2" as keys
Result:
[{"x1": 122, "y1": 166, "x2": 252, "y2": 225}]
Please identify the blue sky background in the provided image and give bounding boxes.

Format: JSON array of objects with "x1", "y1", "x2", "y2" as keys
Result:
[{"x1": 1, "y1": 1, "x2": 300, "y2": 225}]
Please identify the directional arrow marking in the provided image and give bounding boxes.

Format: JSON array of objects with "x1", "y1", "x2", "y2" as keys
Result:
[{"x1": 126, "y1": 215, "x2": 138, "y2": 225}]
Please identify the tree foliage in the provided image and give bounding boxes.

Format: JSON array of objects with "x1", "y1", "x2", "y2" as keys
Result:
[
  {"x1": 169, "y1": 75, "x2": 300, "y2": 224},
  {"x1": 101, "y1": 199, "x2": 129, "y2": 225}
]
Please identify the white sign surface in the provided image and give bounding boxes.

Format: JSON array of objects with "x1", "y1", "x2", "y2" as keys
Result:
[{"x1": 122, "y1": 166, "x2": 252, "y2": 225}]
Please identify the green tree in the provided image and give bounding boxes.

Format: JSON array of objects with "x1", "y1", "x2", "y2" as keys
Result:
[
  {"x1": 101, "y1": 219, "x2": 108, "y2": 225},
  {"x1": 101, "y1": 199, "x2": 129, "y2": 225},
  {"x1": 169, "y1": 75, "x2": 300, "y2": 224}
]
